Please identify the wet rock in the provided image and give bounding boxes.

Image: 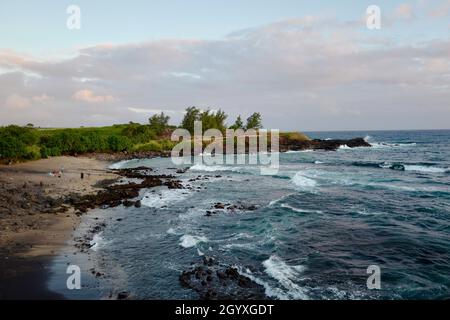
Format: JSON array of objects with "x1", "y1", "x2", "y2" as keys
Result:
[
  {"x1": 214, "y1": 203, "x2": 225, "y2": 209},
  {"x1": 122, "y1": 200, "x2": 134, "y2": 207},
  {"x1": 179, "y1": 256, "x2": 267, "y2": 300},
  {"x1": 117, "y1": 291, "x2": 130, "y2": 300}
]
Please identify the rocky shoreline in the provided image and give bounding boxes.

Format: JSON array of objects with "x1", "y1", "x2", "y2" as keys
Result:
[
  {"x1": 0, "y1": 137, "x2": 370, "y2": 299},
  {"x1": 86, "y1": 137, "x2": 371, "y2": 161}
]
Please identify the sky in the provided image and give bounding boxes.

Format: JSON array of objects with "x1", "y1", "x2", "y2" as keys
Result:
[{"x1": 0, "y1": 0, "x2": 449, "y2": 130}]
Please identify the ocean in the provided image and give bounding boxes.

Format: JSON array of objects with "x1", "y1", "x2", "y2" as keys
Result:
[{"x1": 49, "y1": 130, "x2": 450, "y2": 299}]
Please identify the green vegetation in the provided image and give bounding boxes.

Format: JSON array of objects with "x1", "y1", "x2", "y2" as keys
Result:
[
  {"x1": 180, "y1": 107, "x2": 228, "y2": 134},
  {"x1": 245, "y1": 112, "x2": 263, "y2": 130},
  {"x1": 148, "y1": 112, "x2": 170, "y2": 135},
  {"x1": 0, "y1": 123, "x2": 170, "y2": 161},
  {"x1": 229, "y1": 115, "x2": 244, "y2": 130},
  {"x1": 0, "y1": 107, "x2": 309, "y2": 162},
  {"x1": 280, "y1": 131, "x2": 310, "y2": 141}
]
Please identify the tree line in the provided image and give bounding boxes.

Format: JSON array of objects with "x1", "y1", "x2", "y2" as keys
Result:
[{"x1": 0, "y1": 107, "x2": 264, "y2": 161}]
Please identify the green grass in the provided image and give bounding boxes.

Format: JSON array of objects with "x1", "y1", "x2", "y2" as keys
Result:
[{"x1": 0, "y1": 124, "x2": 310, "y2": 162}]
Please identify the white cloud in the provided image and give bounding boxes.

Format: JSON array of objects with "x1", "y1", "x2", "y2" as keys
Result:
[
  {"x1": 73, "y1": 89, "x2": 117, "y2": 103},
  {"x1": 5, "y1": 94, "x2": 31, "y2": 109},
  {"x1": 32, "y1": 94, "x2": 54, "y2": 103},
  {"x1": 0, "y1": 17, "x2": 449, "y2": 129},
  {"x1": 128, "y1": 107, "x2": 179, "y2": 114}
]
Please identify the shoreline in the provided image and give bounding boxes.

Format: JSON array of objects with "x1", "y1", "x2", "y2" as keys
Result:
[
  {"x1": 0, "y1": 156, "x2": 119, "y2": 299},
  {"x1": 0, "y1": 153, "x2": 183, "y2": 299},
  {"x1": 0, "y1": 138, "x2": 371, "y2": 299}
]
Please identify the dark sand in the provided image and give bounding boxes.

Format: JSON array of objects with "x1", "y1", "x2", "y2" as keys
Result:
[{"x1": 0, "y1": 156, "x2": 117, "y2": 299}]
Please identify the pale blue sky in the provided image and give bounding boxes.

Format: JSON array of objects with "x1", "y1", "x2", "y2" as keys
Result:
[{"x1": 1, "y1": 0, "x2": 448, "y2": 56}]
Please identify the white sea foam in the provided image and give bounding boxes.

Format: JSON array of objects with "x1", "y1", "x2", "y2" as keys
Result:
[
  {"x1": 281, "y1": 204, "x2": 323, "y2": 214},
  {"x1": 141, "y1": 188, "x2": 191, "y2": 208},
  {"x1": 403, "y1": 165, "x2": 448, "y2": 173},
  {"x1": 262, "y1": 255, "x2": 308, "y2": 300},
  {"x1": 90, "y1": 233, "x2": 103, "y2": 251},
  {"x1": 355, "y1": 209, "x2": 385, "y2": 216},
  {"x1": 166, "y1": 227, "x2": 178, "y2": 235},
  {"x1": 291, "y1": 171, "x2": 317, "y2": 191},
  {"x1": 236, "y1": 267, "x2": 291, "y2": 300},
  {"x1": 189, "y1": 164, "x2": 241, "y2": 172},
  {"x1": 379, "y1": 162, "x2": 448, "y2": 173},
  {"x1": 179, "y1": 234, "x2": 208, "y2": 248},
  {"x1": 338, "y1": 144, "x2": 352, "y2": 150},
  {"x1": 371, "y1": 142, "x2": 416, "y2": 149},
  {"x1": 268, "y1": 193, "x2": 297, "y2": 207},
  {"x1": 285, "y1": 150, "x2": 313, "y2": 154},
  {"x1": 108, "y1": 160, "x2": 132, "y2": 169}
]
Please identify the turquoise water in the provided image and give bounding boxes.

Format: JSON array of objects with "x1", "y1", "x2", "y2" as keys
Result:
[{"x1": 51, "y1": 130, "x2": 450, "y2": 299}]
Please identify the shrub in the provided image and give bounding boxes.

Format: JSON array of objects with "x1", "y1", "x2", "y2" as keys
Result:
[
  {"x1": 0, "y1": 135, "x2": 28, "y2": 159},
  {"x1": 107, "y1": 135, "x2": 132, "y2": 152},
  {"x1": 121, "y1": 124, "x2": 157, "y2": 144}
]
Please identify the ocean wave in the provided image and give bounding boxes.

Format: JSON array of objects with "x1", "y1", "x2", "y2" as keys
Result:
[
  {"x1": 108, "y1": 160, "x2": 132, "y2": 169},
  {"x1": 166, "y1": 227, "x2": 180, "y2": 235},
  {"x1": 355, "y1": 209, "x2": 386, "y2": 216},
  {"x1": 379, "y1": 162, "x2": 448, "y2": 173},
  {"x1": 285, "y1": 149, "x2": 313, "y2": 153},
  {"x1": 90, "y1": 233, "x2": 105, "y2": 251},
  {"x1": 281, "y1": 204, "x2": 323, "y2": 214},
  {"x1": 179, "y1": 234, "x2": 208, "y2": 248},
  {"x1": 291, "y1": 171, "x2": 317, "y2": 191},
  {"x1": 141, "y1": 188, "x2": 192, "y2": 208},
  {"x1": 350, "y1": 161, "x2": 449, "y2": 173},
  {"x1": 364, "y1": 135, "x2": 417, "y2": 149},
  {"x1": 371, "y1": 142, "x2": 417, "y2": 149},
  {"x1": 403, "y1": 165, "x2": 448, "y2": 173},
  {"x1": 189, "y1": 163, "x2": 244, "y2": 173},
  {"x1": 262, "y1": 255, "x2": 308, "y2": 300},
  {"x1": 236, "y1": 266, "x2": 291, "y2": 300}
]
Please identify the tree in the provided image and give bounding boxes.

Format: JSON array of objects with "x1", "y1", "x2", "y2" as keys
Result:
[
  {"x1": 181, "y1": 106, "x2": 201, "y2": 134},
  {"x1": 200, "y1": 109, "x2": 227, "y2": 133},
  {"x1": 229, "y1": 115, "x2": 244, "y2": 130},
  {"x1": 149, "y1": 112, "x2": 170, "y2": 135},
  {"x1": 245, "y1": 112, "x2": 263, "y2": 130}
]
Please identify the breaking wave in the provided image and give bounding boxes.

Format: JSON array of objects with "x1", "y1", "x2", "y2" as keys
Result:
[
  {"x1": 141, "y1": 188, "x2": 192, "y2": 208},
  {"x1": 179, "y1": 234, "x2": 208, "y2": 248},
  {"x1": 262, "y1": 255, "x2": 308, "y2": 300},
  {"x1": 291, "y1": 171, "x2": 317, "y2": 191}
]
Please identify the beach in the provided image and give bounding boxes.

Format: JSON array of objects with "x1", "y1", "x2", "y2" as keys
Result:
[
  {"x1": 0, "y1": 156, "x2": 118, "y2": 299},
  {"x1": 43, "y1": 130, "x2": 449, "y2": 300},
  {"x1": 1, "y1": 131, "x2": 449, "y2": 300}
]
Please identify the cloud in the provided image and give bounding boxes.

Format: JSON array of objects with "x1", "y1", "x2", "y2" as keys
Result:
[
  {"x1": 395, "y1": 3, "x2": 414, "y2": 19},
  {"x1": 128, "y1": 107, "x2": 179, "y2": 114},
  {"x1": 32, "y1": 94, "x2": 54, "y2": 103},
  {"x1": 73, "y1": 90, "x2": 117, "y2": 103},
  {"x1": 429, "y1": 0, "x2": 450, "y2": 17},
  {"x1": 0, "y1": 16, "x2": 449, "y2": 130},
  {"x1": 5, "y1": 94, "x2": 31, "y2": 109}
]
